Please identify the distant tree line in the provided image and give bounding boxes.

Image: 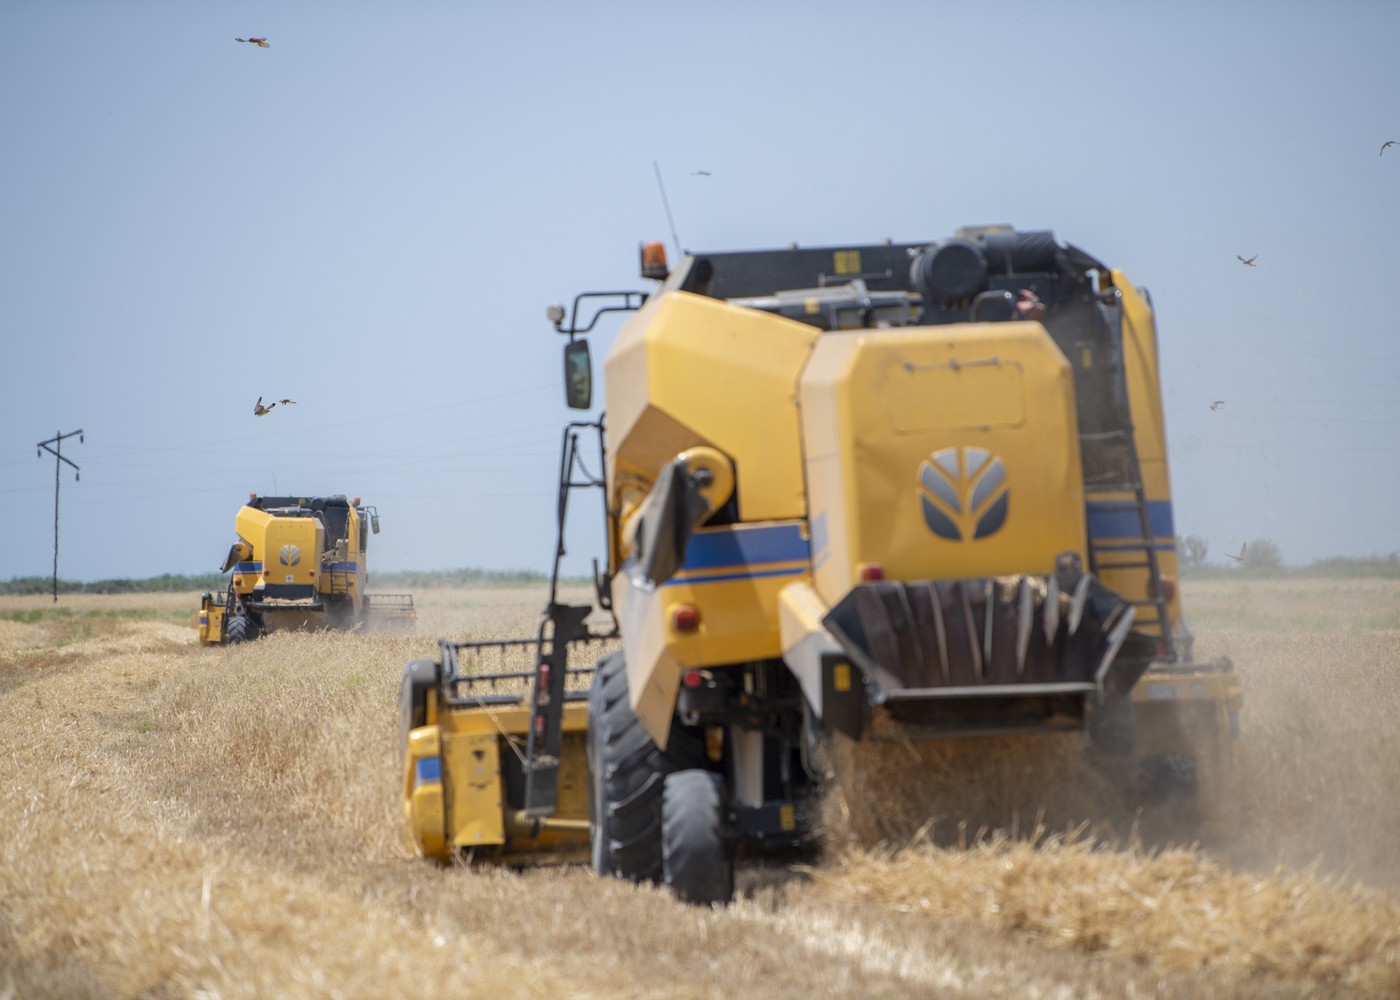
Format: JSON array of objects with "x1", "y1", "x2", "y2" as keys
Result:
[
  {"x1": 0, "y1": 567, "x2": 570, "y2": 596},
  {"x1": 372, "y1": 568, "x2": 559, "y2": 588},
  {"x1": 0, "y1": 573, "x2": 230, "y2": 596},
  {"x1": 1174, "y1": 536, "x2": 1400, "y2": 579}
]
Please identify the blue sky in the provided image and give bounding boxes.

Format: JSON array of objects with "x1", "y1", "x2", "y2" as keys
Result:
[{"x1": 3, "y1": 1, "x2": 1398, "y2": 581}]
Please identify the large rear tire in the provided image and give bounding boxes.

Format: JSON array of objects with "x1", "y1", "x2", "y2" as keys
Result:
[
  {"x1": 588, "y1": 651, "x2": 700, "y2": 882},
  {"x1": 226, "y1": 613, "x2": 252, "y2": 645},
  {"x1": 1139, "y1": 751, "x2": 1199, "y2": 805},
  {"x1": 1136, "y1": 752, "x2": 1202, "y2": 845},
  {"x1": 662, "y1": 768, "x2": 733, "y2": 905}
]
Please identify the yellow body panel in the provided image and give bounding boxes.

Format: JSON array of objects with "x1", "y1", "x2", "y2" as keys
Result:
[
  {"x1": 197, "y1": 597, "x2": 225, "y2": 645},
  {"x1": 658, "y1": 522, "x2": 811, "y2": 666},
  {"x1": 403, "y1": 702, "x2": 591, "y2": 862},
  {"x1": 403, "y1": 726, "x2": 447, "y2": 858},
  {"x1": 615, "y1": 520, "x2": 812, "y2": 745},
  {"x1": 800, "y1": 323, "x2": 1086, "y2": 607},
  {"x1": 443, "y1": 730, "x2": 506, "y2": 848},
  {"x1": 231, "y1": 506, "x2": 323, "y2": 593},
  {"x1": 606, "y1": 291, "x2": 819, "y2": 550}
]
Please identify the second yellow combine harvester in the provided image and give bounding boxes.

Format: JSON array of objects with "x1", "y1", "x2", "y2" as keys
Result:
[
  {"x1": 199, "y1": 493, "x2": 415, "y2": 644},
  {"x1": 400, "y1": 227, "x2": 1242, "y2": 903}
]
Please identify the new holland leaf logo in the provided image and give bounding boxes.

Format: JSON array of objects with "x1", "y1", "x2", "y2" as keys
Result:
[
  {"x1": 279, "y1": 544, "x2": 301, "y2": 567},
  {"x1": 918, "y1": 447, "x2": 1009, "y2": 541}
]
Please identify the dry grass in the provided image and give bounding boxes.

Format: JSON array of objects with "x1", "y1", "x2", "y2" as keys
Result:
[
  {"x1": 1, "y1": 580, "x2": 1396, "y2": 998},
  {"x1": 812, "y1": 837, "x2": 1399, "y2": 994}
]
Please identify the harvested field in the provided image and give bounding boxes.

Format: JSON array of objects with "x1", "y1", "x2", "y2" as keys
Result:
[{"x1": 1, "y1": 580, "x2": 1396, "y2": 998}]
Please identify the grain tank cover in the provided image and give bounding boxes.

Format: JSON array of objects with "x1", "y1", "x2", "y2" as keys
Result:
[{"x1": 799, "y1": 321, "x2": 1088, "y2": 607}]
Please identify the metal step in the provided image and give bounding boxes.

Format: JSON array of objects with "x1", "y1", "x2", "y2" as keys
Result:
[{"x1": 1079, "y1": 364, "x2": 1172, "y2": 660}]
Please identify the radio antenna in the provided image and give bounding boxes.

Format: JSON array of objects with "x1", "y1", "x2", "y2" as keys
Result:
[{"x1": 652, "y1": 160, "x2": 682, "y2": 257}]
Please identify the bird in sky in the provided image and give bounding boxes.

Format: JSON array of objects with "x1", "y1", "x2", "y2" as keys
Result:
[
  {"x1": 1209, "y1": 400, "x2": 1225, "y2": 411},
  {"x1": 1226, "y1": 543, "x2": 1247, "y2": 563},
  {"x1": 691, "y1": 170, "x2": 711, "y2": 176},
  {"x1": 253, "y1": 397, "x2": 295, "y2": 416},
  {"x1": 1237, "y1": 254, "x2": 1257, "y2": 266},
  {"x1": 1381, "y1": 141, "x2": 1396, "y2": 156},
  {"x1": 235, "y1": 37, "x2": 269, "y2": 48}
]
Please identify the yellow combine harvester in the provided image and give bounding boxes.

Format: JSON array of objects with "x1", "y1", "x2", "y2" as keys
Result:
[
  {"x1": 199, "y1": 493, "x2": 415, "y2": 644},
  {"x1": 400, "y1": 227, "x2": 1242, "y2": 903}
]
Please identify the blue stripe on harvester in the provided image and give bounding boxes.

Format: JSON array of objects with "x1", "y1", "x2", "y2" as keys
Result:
[
  {"x1": 415, "y1": 758, "x2": 441, "y2": 784},
  {"x1": 678, "y1": 523, "x2": 810, "y2": 572},
  {"x1": 667, "y1": 565, "x2": 807, "y2": 587},
  {"x1": 1093, "y1": 539, "x2": 1177, "y2": 553},
  {"x1": 1086, "y1": 500, "x2": 1175, "y2": 540}
]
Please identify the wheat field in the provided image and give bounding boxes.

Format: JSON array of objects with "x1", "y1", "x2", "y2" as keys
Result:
[{"x1": 1, "y1": 580, "x2": 1396, "y2": 998}]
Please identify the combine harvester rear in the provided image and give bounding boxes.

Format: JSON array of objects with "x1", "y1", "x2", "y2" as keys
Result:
[
  {"x1": 199, "y1": 494, "x2": 415, "y2": 644},
  {"x1": 400, "y1": 227, "x2": 1242, "y2": 902}
]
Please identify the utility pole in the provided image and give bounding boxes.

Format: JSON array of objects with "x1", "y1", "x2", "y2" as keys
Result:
[{"x1": 37, "y1": 429, "x2": 82, "y2": 603}]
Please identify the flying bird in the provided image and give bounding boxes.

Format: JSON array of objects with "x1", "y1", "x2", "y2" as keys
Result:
[
  {"x1": 1382, "y1": 141, "x2": 1396, "y2": 156},
  {"x1": 1226, "y1": 543, "x2": 1246, "y2": 563},
  {"x1": 691, "y1": 170, "x2": 711, "y2": 176},
  {"x1": 1209, "y1": 400, "x2": 1225, "y2": 411},
  {"x1": 1237, "y1": 254, "x2": 1257, "y2": 266},
  {"x1": 253, "y1": 397, "x2": 295, "y2": 416},
  {"x1": 235, "y1": 37, "x2": 270, "y2": 48}
]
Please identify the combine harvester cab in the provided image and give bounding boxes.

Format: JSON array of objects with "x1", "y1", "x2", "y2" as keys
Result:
[
  {"x1": 199, "y1": 494, "x2": 415, "y2": 644},
  {"x1": 400, "y1": 228, "x2": 1241, "y2": 903}
]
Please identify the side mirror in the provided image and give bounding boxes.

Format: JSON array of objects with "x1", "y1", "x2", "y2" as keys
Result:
[
  {"x1": 371, "y1": 515, "x2": 381, "y2": 535},
  {"x1": 564, "y1": 339, "x2": 593, "y2": 410}
]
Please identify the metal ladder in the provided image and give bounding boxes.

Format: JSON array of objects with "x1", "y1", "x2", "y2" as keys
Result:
[
  {"x1": 1081, "y1": 431, "x2": 1174, "y2": 664},
  {"x1": 1074, "y1": 289, "x2": 1175, "y2": 665}
]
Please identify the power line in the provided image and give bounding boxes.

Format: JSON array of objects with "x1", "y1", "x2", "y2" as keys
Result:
[{"x1": 36, "y1": 428, "x2": 82, "y2": 603}]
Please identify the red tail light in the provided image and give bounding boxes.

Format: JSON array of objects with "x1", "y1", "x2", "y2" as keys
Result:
[
  {"x1": 682, "y1": 670, "x2": 703, "y2": 689},
  {"x1": 858, "y1": 563, "x2": 884, "y2": 582},
  {"x1": 671, "y1": 605, "x2": 700, "y2": 632}
]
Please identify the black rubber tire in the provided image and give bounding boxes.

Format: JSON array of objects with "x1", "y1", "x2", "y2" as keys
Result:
[
  {"x1": 662, "y1": 768, "x2": 733, "y2": 905},
  {"x1": 587, "y1": 651, "x2": 701, "y2": 882},
  {"x1": 1136, "y1": 752, "x2": 1203, "y2": 843},
  {"x1": 226, "y1": 613, "x2": 252, "y2": 645},
  {"x1": 1139, "y1": 752, "x2": 1199, "y2": 807},
  {"x1": 400, "y1": 658, "x2": 440, "y2": 753}
]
